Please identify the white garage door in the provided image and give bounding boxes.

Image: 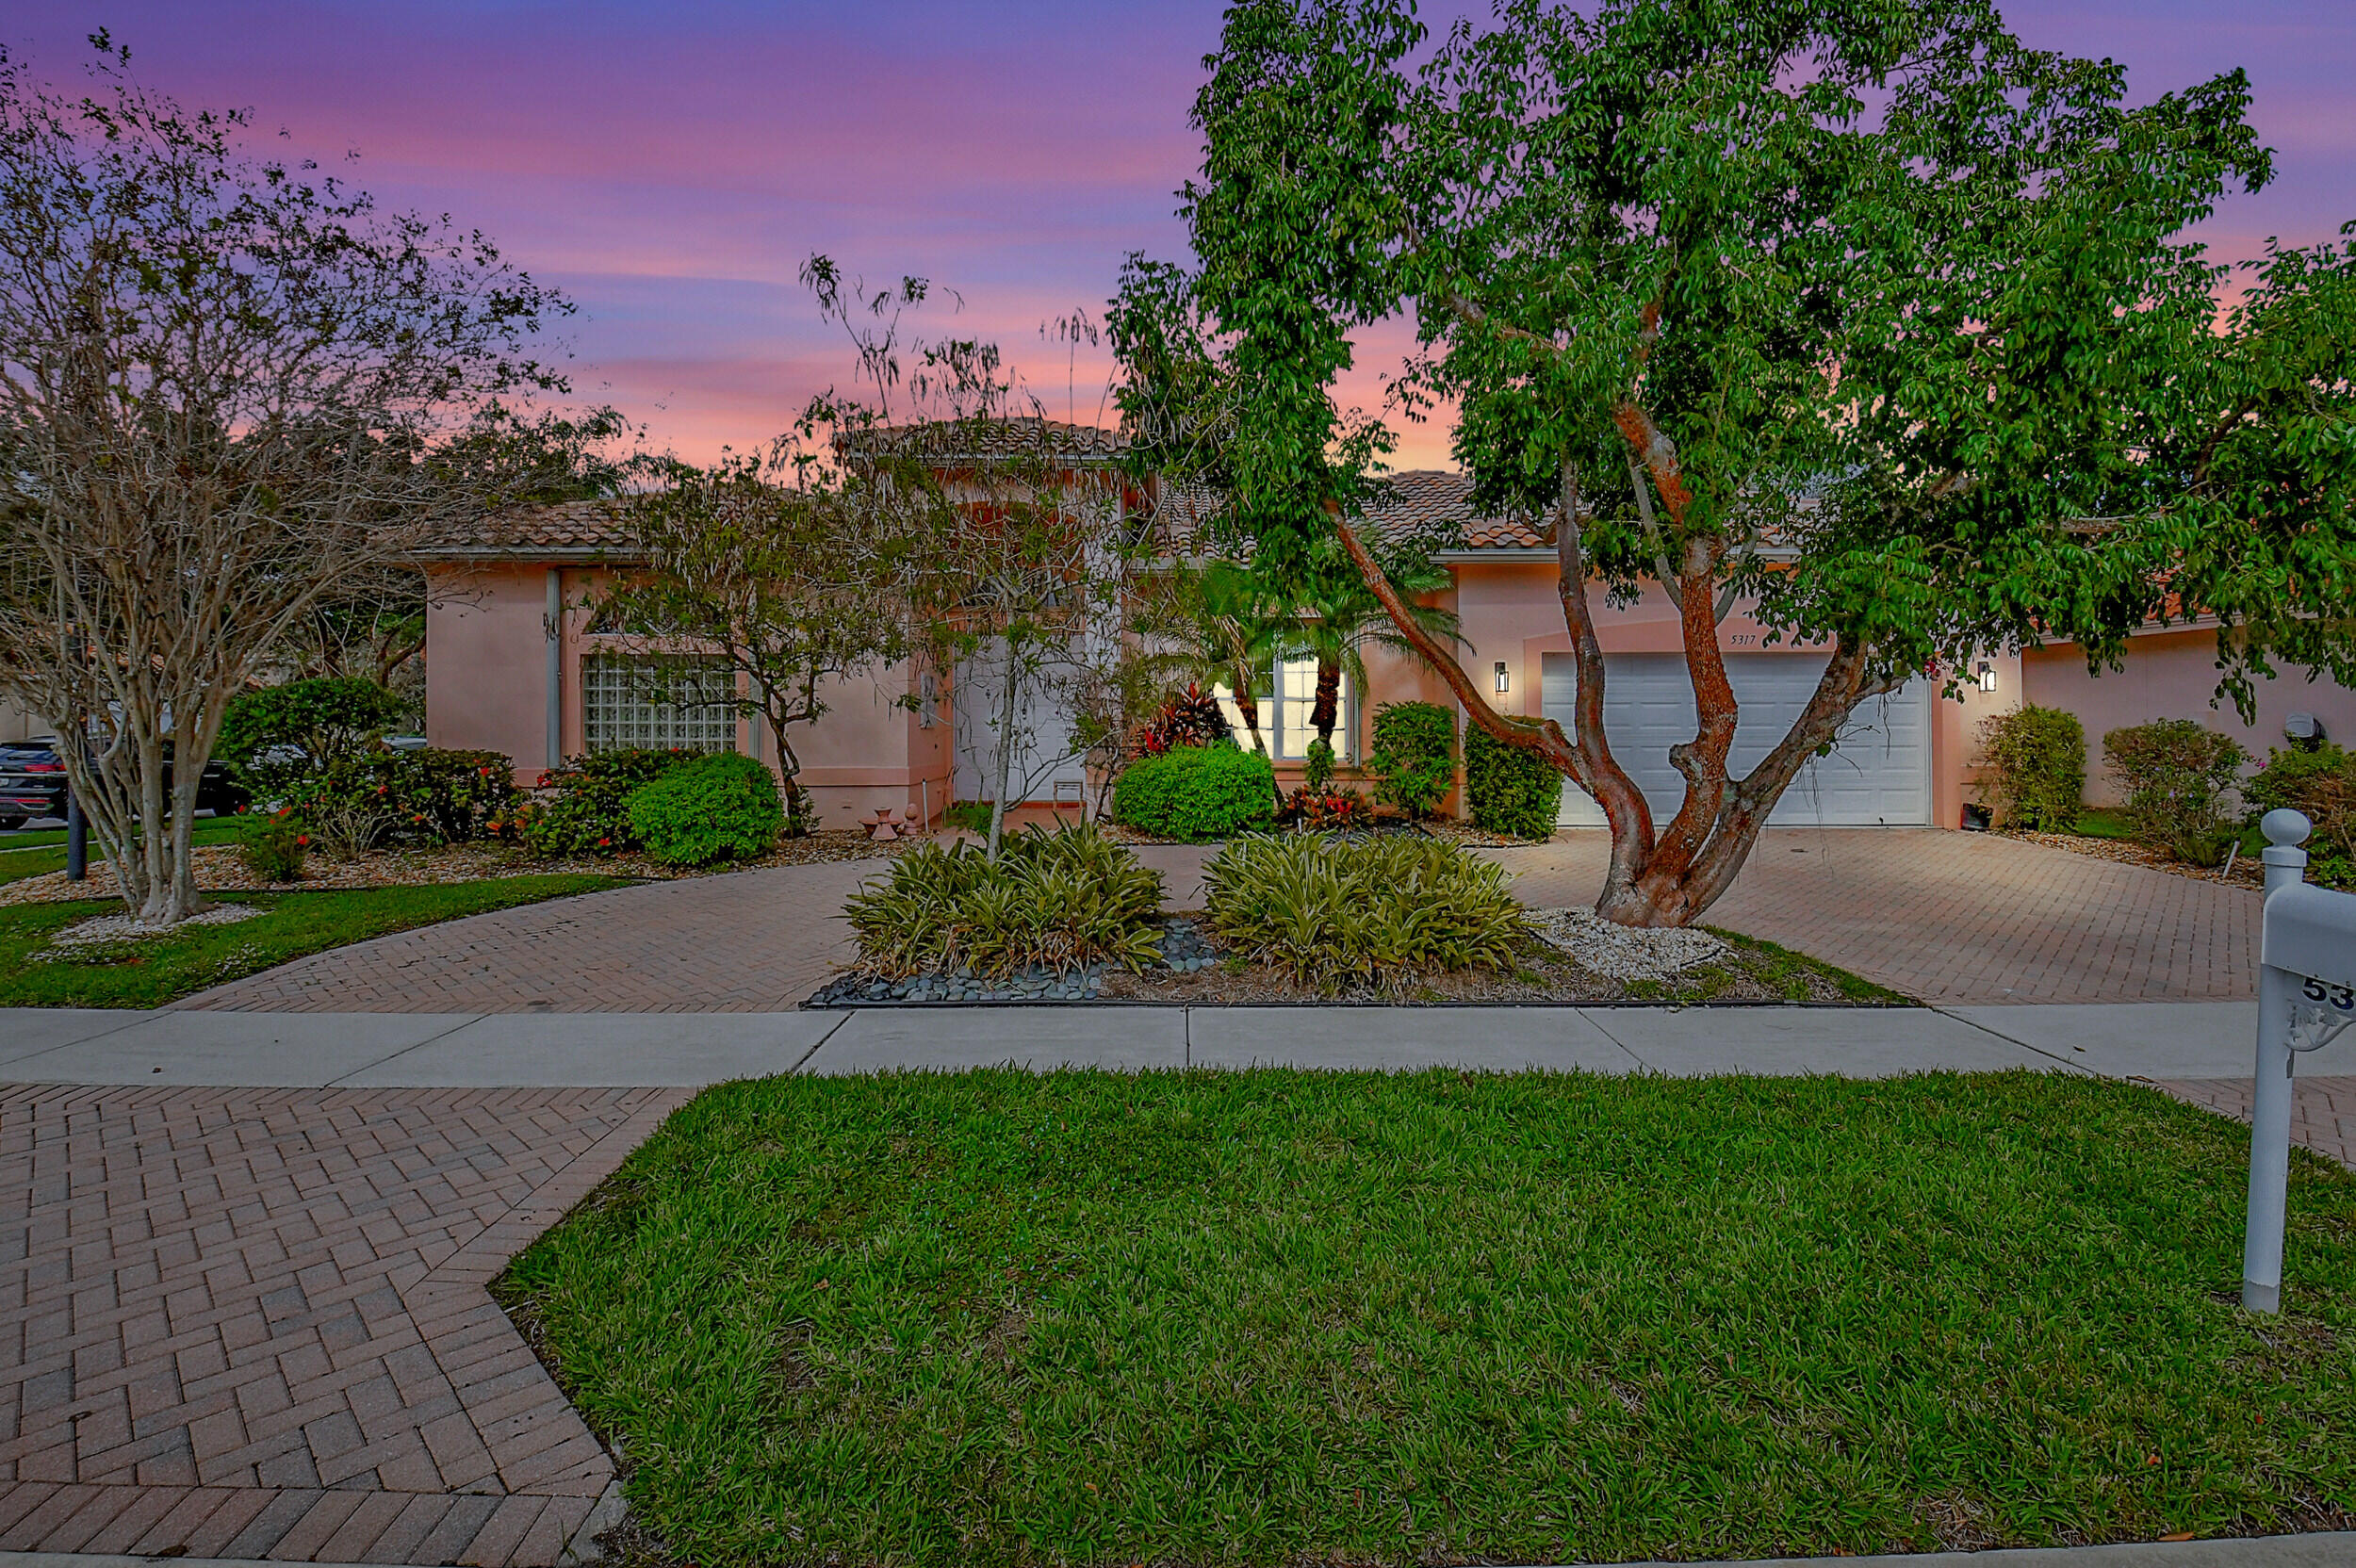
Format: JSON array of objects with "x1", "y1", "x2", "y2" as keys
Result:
[{"x1": 1541, "y1": 652, "x2": 1932, "y2": 828}]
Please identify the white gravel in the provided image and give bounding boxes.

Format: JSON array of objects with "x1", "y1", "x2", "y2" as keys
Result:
[
  {"x1": 48, "y1": 903, "x2": 266, "y2": 949},
  {"x1": 1527, "y1": 906, "x2": 1730, "y2": 982}
]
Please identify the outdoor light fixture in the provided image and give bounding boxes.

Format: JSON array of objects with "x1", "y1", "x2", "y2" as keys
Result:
[
  {"x1": 1495, "y1": 662, "x2": 1511, "y2": 694},
  {"x1": 1975, "y1": 660, "x2": 1997, "y2": 694}
]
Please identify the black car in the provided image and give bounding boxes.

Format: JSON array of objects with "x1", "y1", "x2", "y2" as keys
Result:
[{"x1": 0, "y1": 737, "x2": 245, "y2": 830}]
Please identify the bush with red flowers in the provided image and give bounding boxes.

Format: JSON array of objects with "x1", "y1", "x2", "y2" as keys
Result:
[
  {"x1": 517, "y1": 748, "x2": 700, "y2": 858},
  {"x1": 1278, "y1": 784, "x2": 1375, "y2": 833},
  {"x1": 1131, "y1": 683, "x2": 1235, "y2": 760}
]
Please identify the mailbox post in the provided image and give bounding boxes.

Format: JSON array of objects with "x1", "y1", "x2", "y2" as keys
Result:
[{"x1": 2242, "y1": 810, "x2": 2356, "y2": 1314}]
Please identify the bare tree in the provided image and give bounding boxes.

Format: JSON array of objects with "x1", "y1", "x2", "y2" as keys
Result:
[
  {"x1": 589, "y1": 444, "x2": 918, "y2": 825},
  {"x1": 0, "y1": 38, "x2": 580, "y2": 923},
  {"x1": 804, "y1": 257, "x2": 1144, "y2": 858}
]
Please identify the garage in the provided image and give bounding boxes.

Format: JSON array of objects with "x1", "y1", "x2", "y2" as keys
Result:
[{"x1": 1540, "y1": 651, "x2": 1933, "y2": 828}]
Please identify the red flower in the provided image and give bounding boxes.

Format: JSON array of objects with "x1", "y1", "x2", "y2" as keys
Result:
[
  {"x1": 294, "y1": 834, "x2": 310, "y2": 846},
  {"x1": 597, "y1": 837, "x2": 611, "y2": 847}
]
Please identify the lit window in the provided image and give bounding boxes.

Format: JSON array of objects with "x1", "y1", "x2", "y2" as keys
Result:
[
  {"x1": 581, "y1": 654, "x2": 738, "y2": 753},
  {"x1": 1214, "y1": 656, "x2": 1350, "y2": 760}
]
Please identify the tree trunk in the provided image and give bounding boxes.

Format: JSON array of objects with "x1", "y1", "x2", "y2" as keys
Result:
[
  {"x1": 987, "y1": 640, "x2": 1022, "y2": 860},
  {"x1": 1230, "y1": 661, "x2": 1267, "y2": 755},
  {"x1": 1310, "y1": 659, "x2": 1342, "y2": 748},
  {"x1": 1327, "y1": 487, "x2": 1887, "y2": 929},
  {"x1": 770, "y1": 722, "x2": 810, "y2": 835}
]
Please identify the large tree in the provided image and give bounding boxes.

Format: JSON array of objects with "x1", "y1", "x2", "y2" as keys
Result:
[
  {"x1": 1118, "y1": 0, "x2": 2356, "y2": 925},
  {"x1": 0, "y1": 38, "x2": 581, "y2": 923}
]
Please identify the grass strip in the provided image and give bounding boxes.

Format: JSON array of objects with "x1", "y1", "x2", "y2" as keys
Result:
[
  {"x1": 0, "y1": 874, "x2": 629, "y2": 1005},
  {"x1": 505, "y1": 1069, "x2": 2356, "y2": 1566}
]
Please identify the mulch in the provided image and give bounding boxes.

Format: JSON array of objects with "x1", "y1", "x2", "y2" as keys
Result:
[{"x1": 2011, "y1": 828, "x2": 2265, "y2": 890}]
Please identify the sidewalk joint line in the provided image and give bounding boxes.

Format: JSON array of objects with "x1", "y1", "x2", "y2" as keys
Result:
[
  {"x1": 1573, "y1": 1006, "x2": 1654, "y2": 1072},
  {"x1": 0, "y1": 1005, "x2": 161, "y2": 1072},
  {"x1": 788, "y1": 1009, "x2": 853, "y2": 1075},
  {"x1": 323, "y1": 1013, "x2": 491, "y2": 1087},
  {"x1": 1931, "y1": 1005, "x2": 2098, "y2": 1076}
]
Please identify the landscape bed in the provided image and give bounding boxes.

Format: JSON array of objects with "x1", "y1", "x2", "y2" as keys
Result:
[
  {"x1": 809, "y1": 915, "x2": 1906, "y2": 1005},
  {"x1": 501, "y1": 1069, "x2": 2356, "y2": 1567}
]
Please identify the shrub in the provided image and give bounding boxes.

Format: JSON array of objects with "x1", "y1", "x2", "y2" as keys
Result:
[
  {"x1": 626, "y1": 751, "x2": 783, "y2": 867},
  {"x1": 942, "y1": 801, "x2": 994, "y2": 834},
  {"x1": 1302, "y1": 738, "x2": 1336, "y2": 792},
  {"x1": 2247, "y1": 743, "x2": 2356, "y2": 890},
  {"x1": 1112, "y1": 745, "x2": 1277, "y2": 841},
  {"x1": 1365, "y1": 701, "x2": 1455, "y2": 819},
  {"x1": 1464, "y1": 726, "x2": 1562, "y2": 840},
  {"x1": 1203, "y1": 834, "x2": 1527, "y2": 988},
  {"x1": 1133, "y1": 683, "x2": 1235, "y2": 759},
  {"x1": 237, "y1": 808, "x2": 306, "y2": 882},
  {"x1": 1976, "y1": 705, "x2": 2086, "y2": 831},
  {"x1": 1279, "y1": 785, "x2": 1375, "y2": 832},
  {"x1": 2103, "y1": 719, "x2": 2247, "y2": 866},
  {"x1": 384, "y1": 749, "x2": 522, "y2": 845},
  {"x1": 219, "y1": 678, "x2": 409, "y2": 796},
  {"x1": 844, "y1": 822, "x2": 1165, "y2": 976},
  {"x1": 520, "y1": 748, "x2": 697, "y2": 857},
  {"x1": 269, "y1": 747, "x2": 520, "y2": 858}
]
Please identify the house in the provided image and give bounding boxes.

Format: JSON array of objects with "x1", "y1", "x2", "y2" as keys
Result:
[{"x1": 413, "y1": 421, "x2": 2355, "y2": 830}]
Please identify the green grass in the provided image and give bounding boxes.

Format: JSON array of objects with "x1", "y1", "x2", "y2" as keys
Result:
[
  {"x1": 0, "y1": 874, "x2": 629, "y2": 1005},
  {"x1": 505, "y1": 1070, "x2": 2356, "y2": 1567},
  {"x1": 1636, "y1": 928, "x2": 1913, "y2": 1004},
  {"x1": 0, "y1": 820, "x2": 247, "y2": 886},
  {"x1": 2072, "y1": 808, "x2": 2137, "y2": 841}
]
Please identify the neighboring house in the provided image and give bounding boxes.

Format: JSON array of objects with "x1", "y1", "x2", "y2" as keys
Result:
[{"x1": 412, "y1": 420, "x2": 2350, "y2": 831}]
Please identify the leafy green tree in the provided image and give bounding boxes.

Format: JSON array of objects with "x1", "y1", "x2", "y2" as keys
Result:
[
  {"x1": 1277, "y1": 544, "x2": 1458, "y2": 754},
  {"x1": 1149, "y1": 560, "x2": 1291, "y2": 756},
  {"x1": 1116, "y1": 0, "x2": 2356, "y2": 926}
]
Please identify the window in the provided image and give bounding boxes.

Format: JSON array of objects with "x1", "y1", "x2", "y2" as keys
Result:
[
  {"x1": 1214, "y1": 656, "x2": 1352, "y2": 761},
  {"x1": 581, "y1": 653, "x2": 738, "y2": 753}
]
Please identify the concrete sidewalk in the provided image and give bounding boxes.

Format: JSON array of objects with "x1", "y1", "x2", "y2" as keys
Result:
[{"x1": 2, "y1": 998, "x2": 2339, "y2": 1086}]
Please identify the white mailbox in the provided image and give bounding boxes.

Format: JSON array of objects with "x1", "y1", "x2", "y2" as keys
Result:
[{"x1": 2241, "y1": 824, "x2": 2356, "y2": 1314}]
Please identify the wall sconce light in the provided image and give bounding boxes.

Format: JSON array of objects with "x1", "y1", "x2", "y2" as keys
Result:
[
  {"x1": 1494, "y1": 662, "x2": 1511, "y2": 695},
  {"x1": 1975, "y1": 660, "x2": 1997, "y2": 694}
]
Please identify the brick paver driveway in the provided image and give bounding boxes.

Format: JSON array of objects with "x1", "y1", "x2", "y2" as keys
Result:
[
  {"x1": 1494, "y1": 827, "x2": 2257, "y2": 1002},
  {"x1": 0, "y1": 1084, "x2": 691, "y2": 1562},
  {"x1": 183, "y1": 828, "x2": 2253, "y2": 1011}
]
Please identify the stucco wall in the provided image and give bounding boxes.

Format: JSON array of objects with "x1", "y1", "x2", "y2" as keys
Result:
[
  {"x1": 425, "y1": 564, "x2": 551, "y2": 781},
  {"x1": 2024, "y1": 630, "x2": 2356, "y2": 807}
]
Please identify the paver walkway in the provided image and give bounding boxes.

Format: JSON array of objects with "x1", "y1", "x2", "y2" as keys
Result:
[
  {"x1": 0, "y1": 1084, "x2": 693, "y2": 1562},
  {"x1": 181, "y1": 828, "x2": 2255, "y2": 1013}
]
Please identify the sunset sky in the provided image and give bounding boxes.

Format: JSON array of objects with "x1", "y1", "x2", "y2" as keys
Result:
[{"x1": 12, "y1": 2, "x2": 2353, "y2": 470}]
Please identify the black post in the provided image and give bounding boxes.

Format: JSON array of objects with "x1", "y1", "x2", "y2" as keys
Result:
[{"x1": 65, "y1": 781, "x2": 87, "y2": 881}]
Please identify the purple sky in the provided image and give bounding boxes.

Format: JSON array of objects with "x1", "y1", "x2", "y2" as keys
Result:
[{"x1": 12, "y1": 2, "x2": 2353, "y2": 469}]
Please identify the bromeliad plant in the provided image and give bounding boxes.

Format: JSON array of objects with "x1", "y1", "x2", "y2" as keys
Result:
[
  {"x1": 1203, "y1": 834, "x2": 1527, "y2": 988},
  {"x1": 844, "y1": 823, "x2": 1166, "y2": 978}
]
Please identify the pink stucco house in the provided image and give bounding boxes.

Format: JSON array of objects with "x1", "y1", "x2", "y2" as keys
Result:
[{"x1": 415, "y1": 422, "x2": 2355, "y2": 831}]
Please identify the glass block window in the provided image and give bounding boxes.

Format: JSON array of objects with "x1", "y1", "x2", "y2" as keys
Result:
[{"x1": 581, "y1": 654, "x2": 738, "y2": 753}]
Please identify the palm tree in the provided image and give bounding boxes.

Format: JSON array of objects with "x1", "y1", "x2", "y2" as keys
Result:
[
  {"x1": 1281, "y1": 547, "x2": 1460, "y2": 755},
  {"x1": 1156, "y1": 560, "x2": 1291, "y2": 756}
]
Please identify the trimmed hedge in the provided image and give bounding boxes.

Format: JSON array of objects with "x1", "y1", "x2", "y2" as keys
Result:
[
  {"x1": 1976, "y1": 705, "x2": 2086, "y2": 831},
  {"x1": 1112, "y1": 745, "x2": 1277, "y2": 841},
  {"x1": 1465, "y1": 726, "x2": 1562, "y2": 840},
  {"x1": 1366, "y1": 701, "x2": 1455, "y2": 819},
  {"x1": 2103, "y1": 719, "x2": 2247, "y2": 866},
  {"x1": 626, "y1": 751, "x2": 784, "y2": 867}
]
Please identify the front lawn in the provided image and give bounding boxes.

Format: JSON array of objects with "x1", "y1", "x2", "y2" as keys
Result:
[
  {"x1": 0, "y1": 874, "x2": 630, "y2": 1005},
  {"x1": 0, "y1": 818, "x2": 246, "y2": 886},
  {"x1": 504, "y1": 1070, "x2": 2356, "y2": 1567}
]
